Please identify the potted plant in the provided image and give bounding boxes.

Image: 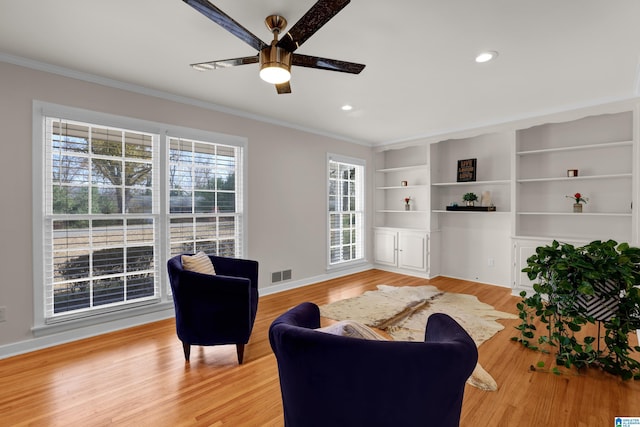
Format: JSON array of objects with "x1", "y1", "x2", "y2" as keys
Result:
[
  {"x1": 462, "y1": 192, "x2": 478, "y2": 207},
  {"x1": 513, "y1": 239, "x2": 640, "y2": 380},
  {"x1": 404, "y1": 197, "x2": 411, "y2": 211},
  {"x1": 566, "y1": 192, "x2": 588, "y2": 213}
]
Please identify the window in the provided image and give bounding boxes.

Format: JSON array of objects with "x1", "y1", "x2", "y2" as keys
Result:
[
  {"x1": 44, "y1": 118, "x2": 159, "y2": 320},
  {"x1": 328, "y1": 154, "x2": 365, "y2": 267},
  {"x1": 34, "y1": 103, "x2": 246, "y2": 326},
  {"x1": 168, "y1": 137, "x2": 243, "y2": 258}
]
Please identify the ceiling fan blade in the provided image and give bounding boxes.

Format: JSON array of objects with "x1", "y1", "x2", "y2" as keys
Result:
[
  {"x1": 292, "y1": 54, "x2": 365, "y2": 74},
  {"x1": 190, "y1": 55, "x2": 259, "y2": 71},
  {"x1": 277, "y1": 0, "x2": 350, "y2": 52},
  {"x1": 182, "y1": 0, "x2": 267, "y2": 52},
  {"x1": 276, "y1": 81, "x2": 292, "y2": 94}
]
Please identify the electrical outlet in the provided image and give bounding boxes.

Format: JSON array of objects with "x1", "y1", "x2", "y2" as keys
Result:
[
  {"x1": 488, "y1": 258, "x2": 495, "y2": 267},
  {"x1": 0, "y1": 306, "x2": 6, "y2": 322}
]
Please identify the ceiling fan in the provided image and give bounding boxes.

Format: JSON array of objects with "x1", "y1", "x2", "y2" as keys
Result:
[{"x1": 182, "y1": 0, "x2": 366, "y2": 94}]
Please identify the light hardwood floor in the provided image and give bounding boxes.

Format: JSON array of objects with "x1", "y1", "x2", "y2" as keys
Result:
[{"x1": 1, "y1": 270, "x2": 638, "y2": 426}]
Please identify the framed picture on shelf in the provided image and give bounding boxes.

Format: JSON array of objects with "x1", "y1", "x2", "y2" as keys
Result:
[{"x1": 457, "y1": 158, "x2": 477, "y2": 182}]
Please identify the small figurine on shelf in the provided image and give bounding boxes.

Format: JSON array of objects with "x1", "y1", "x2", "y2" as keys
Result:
[
  {"x1": 404, "y1": 197, "x2": 411, "y2": 211},
  {"x1": 462, "y1": 192, "x2": 478, "y2": 207},
  {"x1": 566, "y1": 192, "x2": 588, "y2": 213}
]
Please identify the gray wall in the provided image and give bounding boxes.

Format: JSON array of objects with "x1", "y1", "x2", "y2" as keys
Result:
[{"x1": 0, "y1": 61, "x2": 373, "y2": 353}]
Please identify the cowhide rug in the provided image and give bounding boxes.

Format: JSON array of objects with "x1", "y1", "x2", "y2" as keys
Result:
[{"x1": 319, "y1": 284, "x2": 517, "y2": 391}]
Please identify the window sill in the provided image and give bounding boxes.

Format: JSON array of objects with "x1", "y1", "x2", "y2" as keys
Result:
[{"x1": 32, "y1": 300, "x2": 174, "y2": 337}]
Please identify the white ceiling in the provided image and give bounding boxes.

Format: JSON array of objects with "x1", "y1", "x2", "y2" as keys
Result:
[{"x1": 1, "y1": 0, "x2": 640, "y2": 145}]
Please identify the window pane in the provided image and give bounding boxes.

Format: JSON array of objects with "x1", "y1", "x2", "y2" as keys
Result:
[
  {"x1": 92, "y1": 127, "x2": 122, "y2": 156},
  {"x1": 94, "y1": 277, "x2": 124, "y2": 306},
  {"x1": 125, "y1": 161, "x2": 152, "y2": 187},
  {"x1": 54, "y1": 281, "x2": 90, "y2": 313},
  {"x1": 194, "y1": 191, "x2": 216, "y2": 213},
  {"x1": 91, "y1": 187, "x2": 122, "y2": 214},
  {"x1": 53, "y1": 154, "x2": 87, "y2": 184},
  {"x1": 217, "y1": 192, "x2": 236, "y2": 212},
  {"x1": 196, "y1": 241, "x2": 218, "y2": 254},
  {"x1": 127, "y1": 274, "x2": 155, "y2": 299},
  {"x1": 53, "y1": 122, "x2": 89, "y2": 152},
  {"x1": 127, "y1": 245, "x2": 154, "y2": 272},
  {"x1": 125, "y1": 189, "x2": 152, "y2": 214},
  {"x1": 93, "y1": 247, "x2": 124, "y2": 277},
  {"x1": 127, "y1": 219, "x2": 154, "y2": 244},
  {"x1": 125, "y1": 132, "x2": 152, "y2": 160},
  {"x1": 195, "y1": 217, "x2": 216, "y2": 240},
  {"x1": 53, "y1": 186, "x2": 89, "y2": 214},
  {"x1": 54, "y1": 250, "x2": 90, "y2": 282},
  {"x1": 92, "y1": 219, "x2": 124, "y2": 247}
]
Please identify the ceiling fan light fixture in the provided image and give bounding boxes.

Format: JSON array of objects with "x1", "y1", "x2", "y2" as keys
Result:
[{"x1": 259, "y1": 46, "x2": 292, "y2": 84}]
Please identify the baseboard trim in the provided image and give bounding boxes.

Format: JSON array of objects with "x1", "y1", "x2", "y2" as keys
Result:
[{"x1": 0, "y1": 264, "x2": 374, "y2": 360}]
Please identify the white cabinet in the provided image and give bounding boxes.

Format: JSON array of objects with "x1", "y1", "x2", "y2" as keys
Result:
[
  {"x1": 512, "y1": 237, "x2": 587, "y2": 295},
  {"x1": 374, "y1": 228, "x2": 429, "y2": 273}
]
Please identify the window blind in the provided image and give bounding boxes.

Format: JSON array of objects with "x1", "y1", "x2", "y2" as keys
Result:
[
  {"x1": 328, "y1": 155, "x2": 365, "y2": 266},
  {"x1": 44, "y1": 117, "x2": 160, "y2": 321}
]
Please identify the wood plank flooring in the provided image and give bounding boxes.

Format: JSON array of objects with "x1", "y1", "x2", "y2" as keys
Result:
[{"x1": 0, "y1": 270, "x2": 638, "y2": 426}]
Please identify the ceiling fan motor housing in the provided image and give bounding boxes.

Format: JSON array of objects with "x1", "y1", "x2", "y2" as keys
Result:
[{"x1": 259, "y1": 45, "x2": 292, "y2": 78}]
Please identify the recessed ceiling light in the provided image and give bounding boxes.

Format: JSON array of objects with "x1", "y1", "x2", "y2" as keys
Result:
[
  {"x1": 475, "y1": 51, "x2": 498, "y2": 63},
  {"x1": 341, "y1": 105, "x2": 353, "y2": 111}
]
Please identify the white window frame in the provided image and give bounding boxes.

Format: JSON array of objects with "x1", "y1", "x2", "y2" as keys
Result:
[
  {"x1": 32, "y1": 101, "x2": 247, "y2": 333},
  {"x1": 327, "y1": 153, "x2": 366, "y2": 269}
]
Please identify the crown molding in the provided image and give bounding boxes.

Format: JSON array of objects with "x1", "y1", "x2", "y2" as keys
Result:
[{"x1": 0, "y1": 52, "x2": 372, "y2": 147}]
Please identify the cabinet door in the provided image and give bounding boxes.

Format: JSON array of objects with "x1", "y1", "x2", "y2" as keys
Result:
[
  {"x1": 514, "y1": 241, "x2": 540, "y2": 294},
  {"x1": 398, "y1": 231, "x2": 427, "y2": 271},
  {"x1": 374, "y1": 229, "x2": 398, "y2": 266}
]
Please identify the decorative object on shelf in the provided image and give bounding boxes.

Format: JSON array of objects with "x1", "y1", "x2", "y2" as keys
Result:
[
  {"x1": 481, "y1": 191, "x2": 492, "y2": 207},
  {"x1": 566, "y1": 192, "x2": 588, "y2": 213},
  {"x1": 446, "y1": 206, "x2": 496, "y2": 212},
  {"x1": 567, "y1": 169, "x2": 579, "y2": 177},
  {"x1": 513, "y1": 239, "x2": 640, "y2": 381},
  {"x1": 404, "y1": 197, "x2": 411, "y2": 211},
  {"x1": 400, "y1": 180, "x2": 408, "y2": 187},
  {"x1": 457, "y1": 158, "x2": 477, "y2": 182},
  {"x1": 462, "y1": 192, "x2": 478, "y2": 207}
]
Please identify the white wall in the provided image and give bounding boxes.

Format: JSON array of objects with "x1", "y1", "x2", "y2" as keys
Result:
[{"x1": 0, "y1": 61, "x2": 373, "y2": 352}]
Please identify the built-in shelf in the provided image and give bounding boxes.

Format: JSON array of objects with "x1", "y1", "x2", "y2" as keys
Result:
[
  {"x1": 432, "y1": 209, "x2": 510, "y2": 214},
  {"x1": 376, "y1": 165, "x2": 428, "y2": 173},
  {"x1": 516, "y1": 140, "x2": 632, "y2": 156},
  {"x1": 517, "y1": 211, "x2": 631, "y2": 217},
  {"x1": 517, "y1": 173, "x2": 631, "y2": 183},
  {"x1": 376, "y1": 184, "x2": 429, "y2": 190},
  {"x1": 431, "y1": 179, "x2": 510, "y2": 187},
  {"x1": 377, "y1": 209, "x2": 428, "y2": 213}
]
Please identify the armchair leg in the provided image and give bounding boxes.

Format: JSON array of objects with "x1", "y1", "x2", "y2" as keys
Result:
[
  {"x1": 236, "y1": 343, "x2": 245, "y2": 364},
  {"x1": 182, "y1": 342, "x2": 191, "y2": 362}
]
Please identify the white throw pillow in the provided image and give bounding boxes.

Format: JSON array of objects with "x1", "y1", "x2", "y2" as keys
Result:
[
  {"x1": 181, "y1": 252, "x2": 216, "y2": 275},
  {"x1": 317, "y1": 320, "x2": 387, "y2": 341}
]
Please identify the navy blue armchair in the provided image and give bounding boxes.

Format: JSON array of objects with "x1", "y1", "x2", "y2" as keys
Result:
[
  {"x1": 269, "y1": 302, "x2": 477, "y2": 427},
  {"x1": 167, "y1": 254, "x2": 259, "y2": 364}
]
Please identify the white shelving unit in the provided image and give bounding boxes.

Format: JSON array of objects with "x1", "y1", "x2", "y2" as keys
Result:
[
  {"x1": 428, "y1": 132, "x2": 514, "y2": 287},
  {"x1": 513, "y1": 109, "x2": 637, "y2": 293},
  {"x1": 515, "y1": 111, "x2": 635, "y2": 243},
  {"x1": 371, "y1": 100, "x2": 639, "y2": 291},
  {"x1": 373, "y1": 144, "x2": 432, "y2": 276},
  {"x1": 374, "y1": 145, "x2": 429, "y2": 230}
]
